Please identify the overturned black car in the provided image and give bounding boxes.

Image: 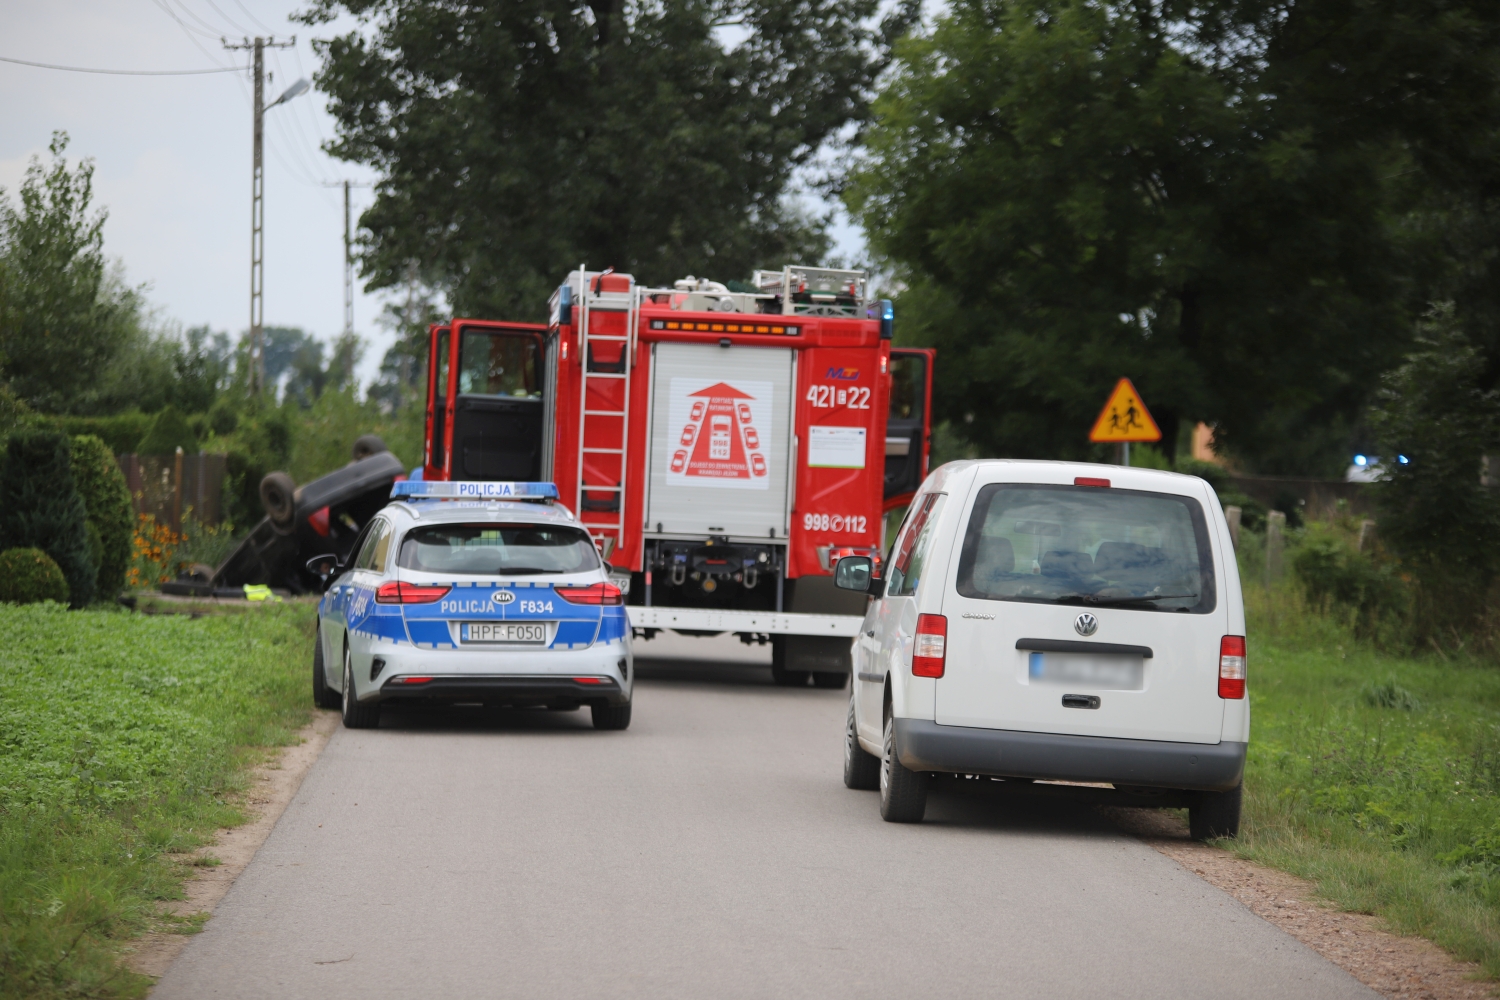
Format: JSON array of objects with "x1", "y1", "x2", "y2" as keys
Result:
[{"x1": 162, "y1": 435, "x2": 405, "y2": 597}]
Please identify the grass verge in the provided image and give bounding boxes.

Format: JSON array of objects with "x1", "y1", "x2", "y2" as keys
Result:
[
  {"x1": 0, "y1": 601, "x2": 316, "y2": 998},
  {"x1": 1236, "y1": 581, "x2": 1500, "y2": 976}
]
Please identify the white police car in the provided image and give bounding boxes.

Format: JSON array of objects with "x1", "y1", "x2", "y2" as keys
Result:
[{"x1": 308, "y1": 481, "x2": 632, "y2": 730}]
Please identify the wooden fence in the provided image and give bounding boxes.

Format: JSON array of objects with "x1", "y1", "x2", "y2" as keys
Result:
[{"x1": 115, "y1": 451, "x2": 228, "y2": 530}]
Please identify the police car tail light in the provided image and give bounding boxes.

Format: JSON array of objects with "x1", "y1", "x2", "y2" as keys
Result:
[
  {"x1": 375, "y1": 581, "x2": 452, "y2": 604},
  {"x1": 556, "y1": 583, "x2": 624, "y2": 606},
  {"x1": 912, "y1": 614, "x2": 946, "y2": 678},
  {"x1": 1219, "y1": 635, "x2": 1246, "y2": 699}
]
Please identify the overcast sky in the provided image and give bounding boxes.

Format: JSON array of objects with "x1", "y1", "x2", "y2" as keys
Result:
[{"x1": 1, "y1": 1, "x2": 864, "y2": 392}]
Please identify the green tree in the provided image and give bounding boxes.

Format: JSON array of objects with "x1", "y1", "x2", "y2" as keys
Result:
[
  {"x1": 848, "y1": 0, "x2": 1500, "y2": 472},
  {"x1": 0, "y1": 133, "x2": 147, "y2": 414},
  {"x1": 1370, "y1": 304, "x2": 1500, "y2": 640},
  {"x1": 298, "y1": 0, "x2": 918, "y2": 318},
  {"x1": 69, "y1": 434, "x2": 134, "y2": 599},
  {"x1": 0, "y1": 428, "x2": 95, "y2": 607}
]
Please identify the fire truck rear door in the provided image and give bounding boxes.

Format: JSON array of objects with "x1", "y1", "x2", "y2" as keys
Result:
[{"x1": 644, "y1": 343, "x2": 794, "y2": 538}]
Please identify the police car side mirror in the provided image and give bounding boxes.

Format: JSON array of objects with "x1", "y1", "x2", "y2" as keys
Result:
[
  {"x1": 834, "y1": 556, "x2": 877, "y2": 593},
  {"x1": 305, "y1": 554, "x2": 340, "y2": 588}
]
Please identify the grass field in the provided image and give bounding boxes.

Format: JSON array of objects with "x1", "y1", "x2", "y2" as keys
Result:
[
  {"x1": 0, "y1": 602, "x2": 316, "y2": 999},
  {"x1": 1237, "y1": 582, "x2": 1500, "y2": 975}
]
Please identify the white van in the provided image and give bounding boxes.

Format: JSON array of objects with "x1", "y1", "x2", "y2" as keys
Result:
[{"x1": 833, "y1": 461, "x2": 1248, "y2": 839}]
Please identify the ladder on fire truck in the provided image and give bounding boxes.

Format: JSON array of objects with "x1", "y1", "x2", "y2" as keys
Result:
[{"x1": 573, "y1": 268, "x2": 636, "y2": 561}]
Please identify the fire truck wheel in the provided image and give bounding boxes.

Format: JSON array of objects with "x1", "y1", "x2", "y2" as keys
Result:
[
  {"x1": 260, "y1": 471, "x2": 297, "y2": 532},
  {"x1": 352, "y1": 434, "x2": 388, "y2": 462},
  {"x1": 813, "y1": 671, "x2": 849, "y2": 690},
  {"x1": 591, "y1": 702, "x2": 632, "y2": 730},
  {"x1": 769, "y1": 636, "x2": 810, "y2": 687}
]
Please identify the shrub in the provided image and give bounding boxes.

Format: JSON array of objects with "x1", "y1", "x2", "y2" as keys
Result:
[
  {"x1": 0, "y1": 547, "x2": 69, "y2": 603},
  {"x1": 136, "y1": 405, "x2": 198, "y2": 455},
  {"x1": 55, "y1": 412, "x2": 153, "y2": 455},
  {"x1": 1291, "y1": 526, "x2": 1409, "y2": 643},
  {"x1": 69, "y1": 434, "x2": 134, "y2": 598},
  {"x1": 0, "y1": 428, "x2": 95, "y2": 607}
]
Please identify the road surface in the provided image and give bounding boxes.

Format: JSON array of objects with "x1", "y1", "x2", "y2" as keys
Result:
[{"x1": 152, "y1": 633, "x2": 1375, "y2": 999}]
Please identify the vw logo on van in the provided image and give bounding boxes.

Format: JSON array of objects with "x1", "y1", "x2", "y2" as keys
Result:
[
  {"x1": 1074, "y1": 612, "x2": 1099, "y2": 637},
  {"x1": 491, "y1": 590, "x2": 516, "y2": 605}
]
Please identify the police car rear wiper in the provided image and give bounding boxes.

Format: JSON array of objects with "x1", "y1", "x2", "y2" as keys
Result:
[{"x1": 495, "y1": 567, "x2": 554, "y2": 575}]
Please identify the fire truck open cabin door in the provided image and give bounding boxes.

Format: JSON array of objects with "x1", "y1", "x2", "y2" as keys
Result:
[
  {"x1": 422, "y1": 319, "x2": 551, "y2": 482},
  {"x1": 883, "y1": 347, "x2": 935, "y2": 510}
]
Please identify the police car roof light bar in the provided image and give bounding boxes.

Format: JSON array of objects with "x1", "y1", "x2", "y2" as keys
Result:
[{"x1": 390, "y1": 481, "x2": 560, "y2": 501}]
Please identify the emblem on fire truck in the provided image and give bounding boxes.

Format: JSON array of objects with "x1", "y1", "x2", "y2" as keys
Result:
[{"x1": 666, "y1": 379, "x2": 772, "y2": 490}]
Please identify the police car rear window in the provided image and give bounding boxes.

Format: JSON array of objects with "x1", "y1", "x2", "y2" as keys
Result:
[
  {"x1": 397, "y1": 524, "x2": 599, "y2": 575},
  {"x1": 954, "y1": 484, "x2": 1216, "y2": 613}
]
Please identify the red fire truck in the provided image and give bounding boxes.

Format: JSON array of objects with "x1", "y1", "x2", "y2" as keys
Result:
[{"x1": 419, "y1": 265, "x2": 933, "y2": 686}]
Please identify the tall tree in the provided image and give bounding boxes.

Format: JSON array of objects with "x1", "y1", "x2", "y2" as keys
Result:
[
  {"x1": 298, "y1": 0, "x2": 918, "y2": 319},
  {"x1": 0, "y1": 133, "x2": 146, "y2": 414},
  {"x1": 848, "y1": 0, "x2": 1500, "y2": 472}
]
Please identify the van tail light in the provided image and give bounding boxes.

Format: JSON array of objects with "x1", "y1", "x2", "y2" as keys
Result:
[
  {"x1": 913, "y1": 614, "x2": 947, "y2": 678},
  {"x1": 556, "y1": 583, "x2": 624, "y2": 605},
  {"x1": 376, "y1": 582, "x2": 451, "y2": 604},
  {"x1": 1219, "y1": 635, "x2": 1246, "y2": 699}
]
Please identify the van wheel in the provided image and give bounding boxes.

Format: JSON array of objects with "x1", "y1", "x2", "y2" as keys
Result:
[
  {"x1": 341, "y1": 645, "x2": 382, "y2": 729},
  {"x1": 879, "y1": 713, "x2": 928, "y2": 822},
  {"x1": 312, "y1": 623, "x2": 339, "y2": 709},
  {"x1": 844, "y1": 697, "x2": 880, "y2": 790},
  {"x1": 1189, "y1": 783, "x2": 1242, "y2": 840},
  {"x1": 813, "y1": 671, "x2": 848, "y2": 690},
  {"x1": 592, "y1": 702, "x2": 632, "y2": 730}
]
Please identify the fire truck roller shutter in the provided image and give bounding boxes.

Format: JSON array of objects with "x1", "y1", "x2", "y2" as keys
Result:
[{"x1": 645, "y1": 343, "x2": 794, "y2": 539}]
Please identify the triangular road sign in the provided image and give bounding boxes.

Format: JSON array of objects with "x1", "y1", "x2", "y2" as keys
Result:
[{"x1": 1089, "y1": 378, "x2": 1162, "y2": 443}]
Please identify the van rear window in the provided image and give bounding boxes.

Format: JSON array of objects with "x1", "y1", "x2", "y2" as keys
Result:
[{"x1": 954, "y1": 484, "x2": 1216, "y2": 613}]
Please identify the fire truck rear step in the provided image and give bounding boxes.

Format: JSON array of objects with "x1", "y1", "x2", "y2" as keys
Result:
[{"x1": 627, "y1": 606, "x2": 861, "y2": 638}]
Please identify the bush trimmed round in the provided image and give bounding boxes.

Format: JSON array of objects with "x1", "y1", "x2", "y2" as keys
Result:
[{"x1": 0, "y1": 548, "x2": 70, "y2": 605}]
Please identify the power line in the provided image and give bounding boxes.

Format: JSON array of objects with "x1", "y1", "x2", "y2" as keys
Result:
[
  {"x1": 230, "y1": 0, "x2": 276, "y2": 34},
  {"x1": 0, "y1": 54, "x2": 245, "y2": 75},
  {"x1": 197, "y1": 0, "x2": 254, "y2": 35},
  {"x1": 148, "y1": 0, "x2": 221, "y2": 40}
]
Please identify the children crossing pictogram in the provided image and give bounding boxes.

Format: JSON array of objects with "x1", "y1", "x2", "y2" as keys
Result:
[
  {"x1": 666, "y1": 379, "x2": 772, "y2": 489},
  {"x1": 1089, "y1": 378, "x2": 1162, "y2": 443}
]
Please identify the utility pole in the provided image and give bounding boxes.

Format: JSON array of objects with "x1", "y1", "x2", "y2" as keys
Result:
[
  {"x1": 343, "y1": 179, "x2": 353, "y2": 338},
  {"x1": 224, "y1": 35, "x2": 298, "y2": 395}
]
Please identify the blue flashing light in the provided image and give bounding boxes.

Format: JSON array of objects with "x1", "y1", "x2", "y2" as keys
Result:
[
  {"x1": 391, "y1": 481, "x2": 558, "y2": 501},
  {"x1": 1398, "y1": 455, "x2": 1410, "y2": 465},
  {"x1": 1354, "y1": 454, "x2": 1367, "y2": 467},
  {"x1": 557, "y1": 283, "x2": 573, "y2": 326},
  {"x1": 878, "y1": 298, "x2": 894, "y2": 340}
]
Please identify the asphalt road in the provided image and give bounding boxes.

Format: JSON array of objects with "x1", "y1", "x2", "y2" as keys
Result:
[{"x1": 152, "y1": 633, "x2": 1375, "y2": 999}]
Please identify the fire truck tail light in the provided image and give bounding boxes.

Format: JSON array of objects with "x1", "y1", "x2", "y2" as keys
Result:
[
  {"x1": 913, "y1": 614, "x2": 946, "y2": 677},
  {"x1": 376, "y1": 582, "x2": 451, "y2": 604},
  {"x1": 556, "y1": 583, "x2": 624, "y2": 605},
  {"x1": 1219, "y1": 635, "x2": 1246, "y2": 699}
]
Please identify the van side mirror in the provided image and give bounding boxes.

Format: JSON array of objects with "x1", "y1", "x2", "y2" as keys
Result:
[
  {"x1": 305, "y1": 553, "x2": 340, "y2": 588},
  {"x1": 834, "y1": 556, "x2": 880, "y2": 595}
]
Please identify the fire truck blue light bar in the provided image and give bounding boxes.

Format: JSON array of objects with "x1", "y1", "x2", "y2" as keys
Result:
[{"x1": 391, "y1": 481, "x2": 559, "y2": 500}]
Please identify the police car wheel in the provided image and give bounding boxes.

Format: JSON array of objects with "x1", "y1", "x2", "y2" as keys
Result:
[
  {"x1": 843, "y1": 696, "x2": 880, "y2": 790},
  {"x1": 813, "y1": 671, "x2": 848, "y2": 690},
  {"x1": 591, "y1": 702, "x2": 631, "y2": 731},
  {"x1": 312, "y1": 624, "x2": 339, "y2": 709},
  {"x1": 879, "y1": 711, "x2": 928, "y2": 823},
  {"x1": 341, "y1": 645, "x2": 381, "y2": 729}
]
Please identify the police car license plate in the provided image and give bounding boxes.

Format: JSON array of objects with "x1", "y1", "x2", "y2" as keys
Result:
[{"x1": 460, "y1": 622, "x2": 549, "y2": 644}]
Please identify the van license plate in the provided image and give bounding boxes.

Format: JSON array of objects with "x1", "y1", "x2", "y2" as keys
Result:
[
  {"x1": 460, "y1": 622, "x2": 548, "y2": 644},
  {"x1": 1028, "y1": 652, "x2": 1143, "y2": 690}
]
